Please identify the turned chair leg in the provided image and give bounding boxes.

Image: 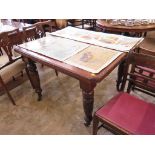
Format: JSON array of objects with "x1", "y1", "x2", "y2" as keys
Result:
[
  {"x1": 55, "y1": 69, "x2": 58, "y2": 76},
  {"x1": 93, "y1": 115, "x2": 100, "y2": 135},
  {"x1": 0, "y1": 76, "x2": 16, "y2": 105},
  {"x1": 127, "y1": 81, "x2": 133, "y2": 93}
]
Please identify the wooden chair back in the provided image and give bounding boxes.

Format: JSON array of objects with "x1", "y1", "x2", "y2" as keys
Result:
[
  {"x1": 0, "y1": 32, "x2": 12, "y2": 62},
  {"x1": 35, "y1": 20, "x2": 57, "y2": 38},
  {"x1": 121, "y1": 52, "x2": 155, "y2": 96},
  {"x1": 0, "y1": 29, "x2": 23, "y2": 66},
  {"x1": 23, "y1": 25, "x2": 38, "y2": 42},
  {"x1": 35, "y1": 22, "x2": 46, "y2": 38},
  {"x1": 37, "y1": 20, "x2": 53, "y2": 32},
  {"x1": 7, "y1": 28, "x2": 23, "y2": 46}
]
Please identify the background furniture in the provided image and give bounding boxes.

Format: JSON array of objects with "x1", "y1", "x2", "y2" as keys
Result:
[
  {"x1": 35, "y1": 20, "x2": 57, "y2": 34},
  {"x1": 23, "y1": 25, "x2": 38, "y2": 42},
  {"x1": 1, "y1": 19, "x2": 31, "y2": 32},
  {"x1": 0, "y1": 31, "x2": 33, "y2": 105},
  {"x1": 68, "y1": 19, "x2": 96, "y2": 30},
  {"x1": 96, "y1": 19, "x2": 155, "y2": 37},
  {"x1": 55, "y1": 19, "x2": 67, "y2": 29}
]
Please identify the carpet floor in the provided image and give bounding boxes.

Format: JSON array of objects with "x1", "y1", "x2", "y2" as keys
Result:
[{"x1": 0, "y1": 63, "x2": 155, "y2": 135}]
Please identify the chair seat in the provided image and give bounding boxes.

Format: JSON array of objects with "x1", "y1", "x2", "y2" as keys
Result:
[
  {"x1": 96, "y1": 93, "x2": 155, "y2": 135},
  {"x1": 0, "y1": 55, "x2": 9, "y2": 67},
  {"x1": 0, "y1": 59, "x2": 26, "y2": 82}
]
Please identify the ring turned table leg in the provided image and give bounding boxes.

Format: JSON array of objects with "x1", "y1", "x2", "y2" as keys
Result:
[
  {"x1": 80, "y1": 81, "x2": 96, "y2": 126},
  {"x1": 27, "y1": 59, "x2": 42, "y2": 101},
  {"x1": 82, "y1": 90, "x2": 94, "y2": 126}
]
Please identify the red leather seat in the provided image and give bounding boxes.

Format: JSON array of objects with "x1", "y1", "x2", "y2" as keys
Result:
[{"x1": 93, "y1": 93, "x2": 155, "y2": 135}]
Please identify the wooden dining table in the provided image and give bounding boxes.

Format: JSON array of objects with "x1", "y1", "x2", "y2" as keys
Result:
[{"x1": 14, "y1": 35, "x2": 127, "y2": 126}]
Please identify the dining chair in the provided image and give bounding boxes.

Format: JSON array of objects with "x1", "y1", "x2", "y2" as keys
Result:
[
  {"x1": 0, "y1": 29, "x2": 21, "y2": 66},
  {"x1": 35, "y1": 20, "x2": 54, "y2": 39},
  {"x1": 23, "y1": 25, "x2": 38, "y2": 42},
  {"x1": 36, "y1": 20, "x2": 57, "y2": 33},
  {"x1": 0, "y1": 32, "x2": 33, "y2": 105},
  {"x1": 6, "y1": 28, "x2": 23, "y2": 58},
  {"x1": 93, "y1": 92, "x2": 155, "y2": 135},
  {"x1": 120, "y1": 52, "x2": 155, "y2": 97}
]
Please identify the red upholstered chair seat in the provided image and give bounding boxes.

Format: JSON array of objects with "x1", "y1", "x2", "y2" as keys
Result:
[{"x1": 94, "y1": 93, "x2": 155, "y2": 135}]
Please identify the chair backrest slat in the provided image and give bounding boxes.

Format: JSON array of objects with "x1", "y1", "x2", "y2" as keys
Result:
[
  {"x1": 121, "y1": 52, "x2": 155, "y2": 96},
  {"x1": 128, "y1": 52, "x2": 155, "y2": 70},
  {"x1": 0, "y1": 32, "x2": 12, "y2": 61}
]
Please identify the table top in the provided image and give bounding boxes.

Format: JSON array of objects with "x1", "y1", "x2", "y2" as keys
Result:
[
  {"x1": 51, "y1": 26, "x2": 143, "y2": 52},
  {"x1": 96, "y1": 19, "x2": 155, "y2": 33},
  {"x1": 14, "y1": 36, "x2": 127, "y2": 83},
  {"x1": 0, "y1": 19, "x2": 31, "y2": 32},
  {"x1": 18, "y1": 35, "x2": 124, "y2": 74}
]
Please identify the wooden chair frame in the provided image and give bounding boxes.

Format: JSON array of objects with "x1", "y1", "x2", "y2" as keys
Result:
[
  {"x1": 23, "y1": 25, "x2": 38, "y2": 42},
  {"x1": 121, "y1": 52, "x2": 155, "y2": 96},
  {"x1": 0, "y1": 31, "x2": 34, "y2": 105}
]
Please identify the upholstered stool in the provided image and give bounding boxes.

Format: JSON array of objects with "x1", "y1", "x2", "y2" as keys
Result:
[{"x1": 93, "y1": 93, "x2": 155, "y2": 135}]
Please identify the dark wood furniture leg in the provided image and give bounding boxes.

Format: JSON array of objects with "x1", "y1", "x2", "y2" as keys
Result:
[
  {"x1": 80, "y1": 81, "x2": 96, "y2": 126},
  {"x1": 116, "y1": 60, "x2": 125, "y2": 91},
  {"x1": 0, "y1": 76, "x2": 16, "y2": 105},
  {"x1": 93, "y1": 115, "x2": 100, "y2": 135},
  {"x1": 26, "y1": 59, "x2": 42, "y2": 101},
  {"x1": 55, "y1": 69, "x2": 58, "y2": 76}
]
